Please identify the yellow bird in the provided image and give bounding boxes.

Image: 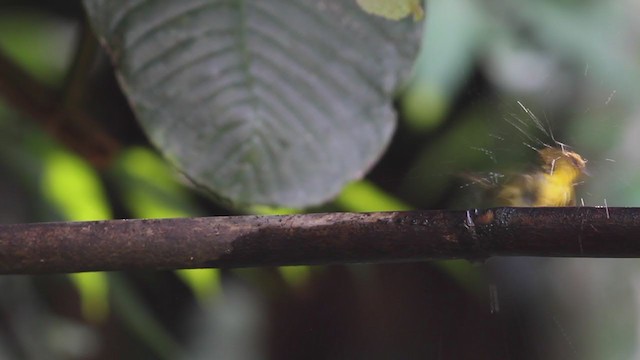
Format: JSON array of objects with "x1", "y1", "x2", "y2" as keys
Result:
[{"x1": 496, "y1": 146, "x2": 588, "y2": 206}]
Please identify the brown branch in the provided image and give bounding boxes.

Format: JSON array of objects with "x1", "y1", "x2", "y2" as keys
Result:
[
  {"x1": 0, "y1": 207, "x2": 636, "y2": 274},
  {"x1": 0, "y1": 44, "x2": 119, "y2": 168}
]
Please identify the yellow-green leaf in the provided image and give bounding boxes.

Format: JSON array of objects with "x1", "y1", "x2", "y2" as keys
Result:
[{"x1": 356, "y1": 0, "x2": 424, "y2": 21}]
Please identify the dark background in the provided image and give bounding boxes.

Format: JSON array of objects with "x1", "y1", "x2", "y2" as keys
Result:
[{"x1": 0, "y1": 0, "x2": 638, "y2": 359}]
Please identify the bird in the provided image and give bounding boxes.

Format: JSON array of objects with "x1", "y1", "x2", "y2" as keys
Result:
[{"x1": 495, "y1": 146, "x2": 587, "y2": 206}]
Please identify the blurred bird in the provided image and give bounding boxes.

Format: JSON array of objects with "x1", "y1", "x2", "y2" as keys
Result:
[{"x1": 495, "y1": 146, "x2": 587, "y2": 206}]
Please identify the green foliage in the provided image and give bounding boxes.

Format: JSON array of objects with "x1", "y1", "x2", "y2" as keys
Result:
[
  {"x1": 336, "y1": 180, "x2": 412, "y2": 212},
  {"x1": 0, "y1": 10, "x2": 75, "y2": 85},
  {"x1": 111, "y1": 147, "x2": 200, "y2": 219},
  {"x1": 84, "y1": 0, "x2": 423, "y2": 207},
  {"x1": 356, "y1": 0, "x2": 425, "y2": 21}
]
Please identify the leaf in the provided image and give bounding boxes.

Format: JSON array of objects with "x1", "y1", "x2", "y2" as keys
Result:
[
  {"x1": 356, "y1": 0, "x2": 425, "y2": 21},
  {"x1": 83, "y1": 0, "x2": 422, "y2": 207}
]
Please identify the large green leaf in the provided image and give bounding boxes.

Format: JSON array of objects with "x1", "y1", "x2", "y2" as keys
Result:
[{"x1": 83, "y1": 0, "x2": 422, "y2": 207}]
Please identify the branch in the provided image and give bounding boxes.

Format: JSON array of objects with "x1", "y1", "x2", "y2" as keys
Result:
[
  {"x1": 0, "y1": 207, "x2": 635, "y2": 274},
  {"x1": 0, "y1": 46, "x2": 119, "y2": 168}
]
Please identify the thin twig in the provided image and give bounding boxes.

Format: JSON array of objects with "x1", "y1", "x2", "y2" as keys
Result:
[
  {"x1": 0, "y1": 46, "x2": 119, "y2": 168},
  {"x1": 0, "y1": 207, "x2": 637, "y2": 274}
]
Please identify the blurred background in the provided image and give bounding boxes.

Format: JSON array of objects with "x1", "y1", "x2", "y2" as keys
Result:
[{"x1": 1, "y1": 0, "x2": 640, "y2": 358}]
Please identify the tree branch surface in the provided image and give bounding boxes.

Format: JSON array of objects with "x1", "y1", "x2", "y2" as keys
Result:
[{"x1": 0, "y1": 207, "x2": 637, "y2": 274}]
